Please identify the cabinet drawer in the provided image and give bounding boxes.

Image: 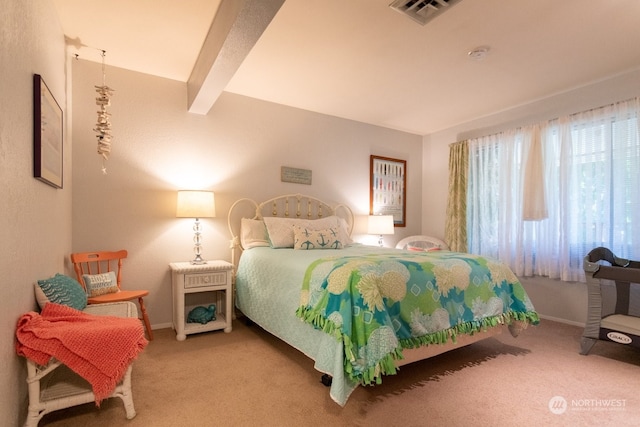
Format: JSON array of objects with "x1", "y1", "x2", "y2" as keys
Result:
[{"x1": 184, "y1": 272, "x2": 227, "y2": 289}]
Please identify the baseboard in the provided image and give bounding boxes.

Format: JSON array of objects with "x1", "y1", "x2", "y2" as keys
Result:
[
  {"x1": 151, "y1": 322, "x2": 172, "y2": 330},
  {"x1": 538, "y1": 314, "x2": 585, "y2": 328}
]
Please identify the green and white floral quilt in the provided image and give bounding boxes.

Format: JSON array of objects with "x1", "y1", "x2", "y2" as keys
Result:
[{"x1": 296, "y1": 250, "x2": 539, "y2": 386}]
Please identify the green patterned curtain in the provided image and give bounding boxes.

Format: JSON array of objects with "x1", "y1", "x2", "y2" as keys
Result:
[{"x1": 444, "y1": 140, "x2": 468, "y2": 252}]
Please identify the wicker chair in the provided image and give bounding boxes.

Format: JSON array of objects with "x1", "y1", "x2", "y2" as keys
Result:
[
  {"x1": 395, "y1": 235, "x2": 450, "y2": 251},
  {"x1": 23, "y1": 302, "x2": 138, "y2": 427}
]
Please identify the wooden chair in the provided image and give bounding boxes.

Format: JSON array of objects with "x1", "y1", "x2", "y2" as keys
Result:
[{"x1": 71, "y1": 250, "x2": 153, "y2": 340}]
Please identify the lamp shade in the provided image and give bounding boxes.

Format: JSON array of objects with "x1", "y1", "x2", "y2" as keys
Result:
[
  {"x1": 176, "y1": 190, "x2": 216, "y2": 218},
  {"x1": 367, "y1": 215, "x2": 395, "y2": 235}
]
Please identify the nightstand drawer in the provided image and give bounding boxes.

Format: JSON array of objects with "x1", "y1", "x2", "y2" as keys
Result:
[{"x1": 184, "y1": 272, "x2": 227, "y2": 289}]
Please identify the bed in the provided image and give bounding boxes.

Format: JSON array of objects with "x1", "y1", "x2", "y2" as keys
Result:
[{"x1": 228, "y1": 194, "x2": 539, "y2": 406}]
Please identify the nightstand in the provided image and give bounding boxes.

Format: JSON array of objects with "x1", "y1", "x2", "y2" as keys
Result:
[{"x1": 169, "y1": 260, "x2": 233, "y2": 341}]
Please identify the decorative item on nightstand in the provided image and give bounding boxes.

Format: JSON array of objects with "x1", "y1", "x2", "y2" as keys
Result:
[
  {"x1": 368, "y1": 214, "x2": 395, "y2": 247},
  {"x1": 176, "y1": 190, "x2": 216, "y2": 265},
  {"x1": 187, "y1": 304, "x2": 216, "y2": 324}
]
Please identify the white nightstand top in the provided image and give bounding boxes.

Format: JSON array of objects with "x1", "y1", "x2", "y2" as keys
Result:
[{"x1": 169, "y1": 260, "x2": 233, "y2": 273}]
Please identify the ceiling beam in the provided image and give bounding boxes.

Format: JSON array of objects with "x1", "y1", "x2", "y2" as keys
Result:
[{"x1": 187, "y1": 0, "x2": 285, "y2": 114}]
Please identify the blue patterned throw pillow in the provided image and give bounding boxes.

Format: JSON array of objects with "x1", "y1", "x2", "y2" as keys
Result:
[
  {"x1": 36, "y1": 273, "x2": 87, "y2": 310},
  {"x1": 293, "y1": 225, "x2": 344, "y2": 250}
]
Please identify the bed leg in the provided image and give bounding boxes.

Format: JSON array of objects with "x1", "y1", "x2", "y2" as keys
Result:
[
  {"x1": 508, "y1": 320, "x2": 528, "y2": 337},
  {"x1": 320, "y1": 374, "x2": 332, "y2": 387}
]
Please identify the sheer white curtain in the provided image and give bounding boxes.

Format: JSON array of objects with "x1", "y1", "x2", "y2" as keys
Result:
[{"x1": 467, "y1": 98, "x2": 640, "y2": 282}]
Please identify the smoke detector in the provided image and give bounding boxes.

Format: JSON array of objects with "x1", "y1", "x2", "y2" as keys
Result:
[
  {"x1": 468, "y1": 46, "x2": 490, "y2": 61},
  {"x1": 389, "y1": 0, "x2": 463, "y2": 25}
]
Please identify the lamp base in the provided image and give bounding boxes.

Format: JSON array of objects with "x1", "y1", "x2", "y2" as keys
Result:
[
  {"x1": 190, "y1": 218, "x2": 207, "y2": 264},
  {"x1": 190, "y1": 255, "x2": 207, "y2": 265}
]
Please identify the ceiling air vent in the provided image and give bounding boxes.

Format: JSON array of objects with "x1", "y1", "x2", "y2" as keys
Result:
[{"x1": 389, "y1": 0, "x2": 463, "y2": 25}]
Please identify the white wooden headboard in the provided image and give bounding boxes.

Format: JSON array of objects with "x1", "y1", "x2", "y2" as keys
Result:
[{"x1": 227, "y1": 193, "x2": 354, "y2": 269}]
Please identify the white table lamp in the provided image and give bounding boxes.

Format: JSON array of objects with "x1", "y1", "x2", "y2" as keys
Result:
[
  {"x1": 368, "y1": 215, "x2": 394, "y2": 247},
  {"x1": 176, "y1": 190, "x2": 216, "y2": 264}
]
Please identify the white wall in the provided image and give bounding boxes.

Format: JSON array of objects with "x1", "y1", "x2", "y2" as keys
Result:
[
  {"x1": 71, "y1": 58, "x2": 423, "y2": 330},
  {"x1": 0, "y1": 0, "x2": 69, "y2": 424},
  {"x1": 422, "y1": 68, "x2": 640, "y2": 325}
]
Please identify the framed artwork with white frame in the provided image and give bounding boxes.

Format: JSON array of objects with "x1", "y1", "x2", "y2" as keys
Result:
[{"x1": 370, "y1": 155, "x2": 406, "y2": 227}]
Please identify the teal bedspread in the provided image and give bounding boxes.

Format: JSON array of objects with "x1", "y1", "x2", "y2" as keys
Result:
[{"x1": 296, "y1": 250, "x2": 539, "y2": 386}]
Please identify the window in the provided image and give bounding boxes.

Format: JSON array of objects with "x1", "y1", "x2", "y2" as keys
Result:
[{"x1": 467, "y1": 98, "x2": 640, "y2": 282}]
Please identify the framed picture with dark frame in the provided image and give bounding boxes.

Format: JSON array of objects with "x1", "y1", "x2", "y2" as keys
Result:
[
  {"x1": 370, "y1": 155, "x2": 406, "y2": 227},
  {"x1": 33, "y1": 74, "x2": 63, "y2": 189}
]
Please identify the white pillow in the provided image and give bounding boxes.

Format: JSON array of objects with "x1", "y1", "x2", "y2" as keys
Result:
[
  {"x1": 293, "y1": 225, "x2": 344, "y2": 250},
  {"x1": 240, "y1": 218, "x2": 270, "y2": 250},
  {"x1": 34, "y1": 284, "x2": 48, "y2": 309},
  {"x1": 336, "y1": 216, "x2": 354, "y2": 245},
  {"x1": 263, "y1": 216, "x2": 343, "y2": 248}
]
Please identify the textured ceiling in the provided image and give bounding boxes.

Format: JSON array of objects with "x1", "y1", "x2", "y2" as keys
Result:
[{"x1": 52, "y1": 0, "x2": 640, "y2": 135}]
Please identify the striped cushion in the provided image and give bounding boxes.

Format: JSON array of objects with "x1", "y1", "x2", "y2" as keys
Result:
[{"x1": 83, "y1": 272, "x2": 119, "y2": 297}]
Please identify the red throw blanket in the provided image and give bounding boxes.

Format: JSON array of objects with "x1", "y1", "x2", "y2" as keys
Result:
[{"x1": 16, "y1": 303, "x2": 148, "y2": 404}]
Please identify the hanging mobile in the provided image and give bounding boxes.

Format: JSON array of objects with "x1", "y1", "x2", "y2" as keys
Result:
[{"x1": 93, "y1": 50, "x2": 114, "y2": 174}]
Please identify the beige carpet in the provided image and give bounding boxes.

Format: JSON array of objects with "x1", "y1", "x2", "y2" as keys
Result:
[{"x1": 38, "y1": 318, "x2": 639, "y2": 427}]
